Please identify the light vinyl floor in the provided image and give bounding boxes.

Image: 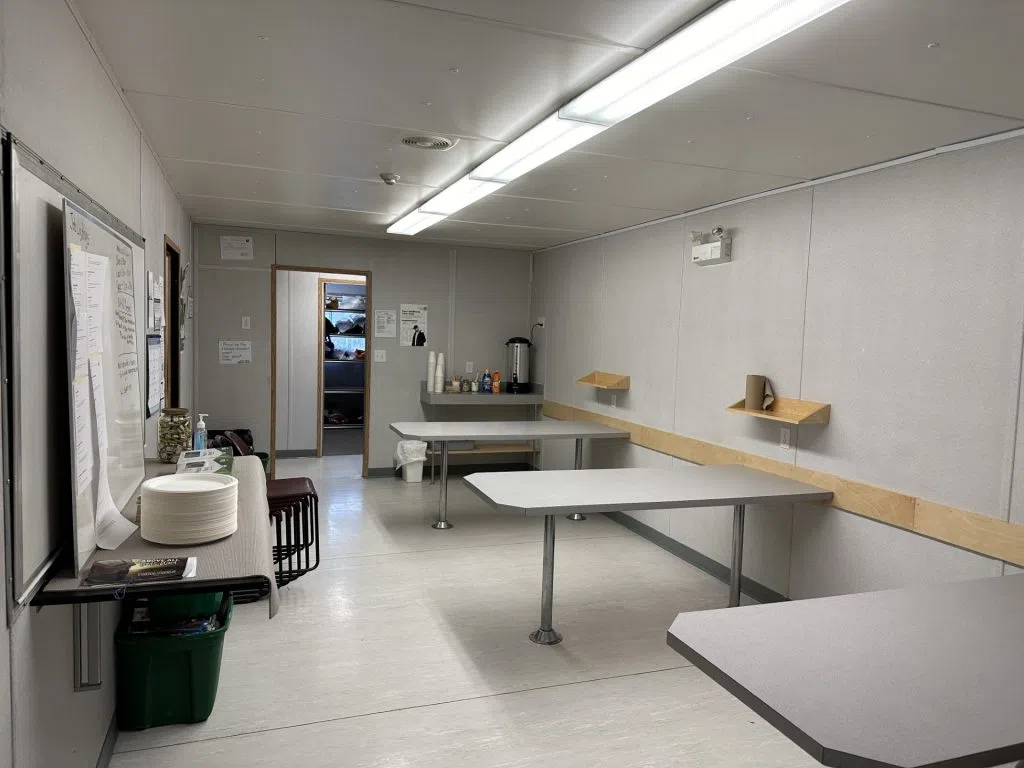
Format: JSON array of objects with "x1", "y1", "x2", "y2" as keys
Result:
[{"x1": 111, "y1": 456, "x2": 817, "y2": 767}]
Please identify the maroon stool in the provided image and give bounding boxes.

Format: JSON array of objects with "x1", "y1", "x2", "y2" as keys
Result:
[{"x1": 266, "y1": 476, "x2": 320, "y2": 587}]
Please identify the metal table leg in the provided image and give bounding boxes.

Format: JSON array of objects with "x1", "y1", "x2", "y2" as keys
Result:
[
  {"x1": 729, "y1": 504, "x2": 745, "y2": 607},
  {"x1": 432, "y1": 441, "x2": 452, "y2": 529},
  {"x1": 566, "y1": 438, "x2": 587, "y2": 521},
  {"x1": 530, "y1": 514, "x2": 562, "y2": 645}
]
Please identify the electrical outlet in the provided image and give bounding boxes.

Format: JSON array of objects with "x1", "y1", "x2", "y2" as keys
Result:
[
  {"x1": 373, "y1": 350, "x2": 386, "y2": 363},
  {"x1": 536, "y1": 317, "x2": 546, "y2": 327},
  {"x1": 465, "y1": 361, "x2": 474, "y2": 374},
  {"x1": 241, "y1": 316, "x2": 251, "y2": 330},
  {"x1": 779, "y1": 426, "x2": 791, "y2": 450}
]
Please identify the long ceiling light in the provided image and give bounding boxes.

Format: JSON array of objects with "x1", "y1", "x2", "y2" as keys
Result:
[
  {"x1": 419, "y1": 175, "x2": 506, "y2": 215},
  {"x1": 387, "y1": 0, "x2": 852, "y2": 237},
  {"x1": 469, "y1": 114, "x2": 607, "y2": 184},
  {"x1": 387, "y1": 210, "x2": 446, "y2": 235},
  {"x1": 561, "y1": 0, "x2": 851, "y2": 126}
]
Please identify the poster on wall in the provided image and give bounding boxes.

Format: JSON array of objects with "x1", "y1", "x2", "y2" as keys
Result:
[
  {"x1": 400, "y1": 304, "x2": 428, "y2": 347},
  {"x1": 374, "y1": 309, "x2": 397, "y2": 338},
  {"x1": 218, "y1": 339, "x2": 253, "y2": 364},
  {"x1": 220, "y1": 235, "x2": 254, "y2": 261}
]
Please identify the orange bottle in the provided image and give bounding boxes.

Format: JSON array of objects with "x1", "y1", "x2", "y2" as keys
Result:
[{"x1": 492, "y1": 370, "x2": 501, "y2": 394}]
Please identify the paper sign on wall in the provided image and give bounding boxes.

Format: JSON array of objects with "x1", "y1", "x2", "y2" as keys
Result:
[
  {"x1": 219, "y1": 340, "x2": 252, "y2": 364},
  {"x1": 220, "y1": 235, "x2": 254, "y2": 261},
  {"x1": 400, "y1": 304, "x2": 428, "y2": 347},
  {"x1": 374, "y1": 309, "x2": 397, "y2": 339}
]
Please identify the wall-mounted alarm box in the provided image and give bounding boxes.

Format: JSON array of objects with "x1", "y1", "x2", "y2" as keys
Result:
[{"x1": 692, "y1": 239, "x2": 731, "y2": 266}]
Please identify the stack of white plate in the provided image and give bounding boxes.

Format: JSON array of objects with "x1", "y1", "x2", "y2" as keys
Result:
[{"x1": 140, "y1": 473, "x2": 239, "y2": 545}]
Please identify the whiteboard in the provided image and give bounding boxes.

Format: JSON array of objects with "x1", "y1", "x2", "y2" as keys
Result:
[
  {"x1": 5, "y1": 137, "x2": 147, "y2": 605},
  {"x1": 64, "y1": 200, "x2": 146, "y2": 572}
]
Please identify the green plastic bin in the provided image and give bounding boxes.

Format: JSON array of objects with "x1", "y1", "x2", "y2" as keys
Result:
[
  {"x1": 116, "y1": 594, "x2": 233, "y2": 730},
  {"x1": 147, "y1": 592, "x2": 223, "y2": 621}
]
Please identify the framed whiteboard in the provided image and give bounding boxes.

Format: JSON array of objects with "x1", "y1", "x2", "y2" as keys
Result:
[{"x1": 2, "y1": 134, "x2": 146, "y2": 614}]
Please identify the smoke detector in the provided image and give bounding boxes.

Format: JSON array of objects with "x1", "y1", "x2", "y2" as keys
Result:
[{"x1": 401, "y1": 135, "x2": 457, "y2": 151}]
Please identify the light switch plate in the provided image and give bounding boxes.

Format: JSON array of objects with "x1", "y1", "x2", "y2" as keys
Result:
[
  {"x1": 241, "y1": 316, "x2": 251, "y2": 330},
  {"x1": 465, "y1": 361, "x2": 474, "y2": 374},
  {"x1": 779, "y1": 426, "x2": 791, "y2": 449},
  {"x1": 373, "y1": 350, "x2": 386, "y2": 363}
]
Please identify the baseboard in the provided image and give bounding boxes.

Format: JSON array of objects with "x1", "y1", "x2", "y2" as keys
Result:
[
  {"x1": 276, "y1": 449, "x2": 318, "y2": 458},
  {"x1": 95, "y1": 715, "x2": 117, "y2": 768},
  {"x1": 368, "y1": 461, "x2": 533, "y2": 479},
  {"x1": 605, "y1": 512, "x2": 787, "y2": 605}
]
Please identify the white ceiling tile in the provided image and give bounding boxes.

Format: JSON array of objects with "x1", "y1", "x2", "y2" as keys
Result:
[
  {"x1": 182, "y1": 195, "x2": 392, "y2": 234},
  {"x1": 583, "y1": 68, "x2": 1022, "y2": 180},
  {"x1": 403, "y1": 0, "x2": 718, "y2": 49},
  {"x1": 128, "y1": 93, "x2": 498, "y2": 189},
  {"x1": 164, "y1": 159, "x2": 429, "y2": 216},
  {"x1": 449, "y1": 194, "x2": 673, "y2": 233},
  {"x1": 737, "y1": 0, "x2": 1024, "y2": 120},
  {"x1": 424, "y1": 220, "x2": 578, "y2": 249},
  {"x1": 503, "y1": 153, "x2": 802, "y2": 213},
  {"x1": 77, "y1": 0, "x2": 636, "y2": 141}
]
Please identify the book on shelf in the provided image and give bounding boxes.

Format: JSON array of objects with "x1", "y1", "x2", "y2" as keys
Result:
[{"x1": 83, "y1": 557, "x2": 198, "y2": 586}]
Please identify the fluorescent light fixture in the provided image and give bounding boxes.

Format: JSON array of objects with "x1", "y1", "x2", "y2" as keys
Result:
[
  {"x1": 470, "y1": 113, "x2": 606, "y2": 183},
  {"x1": 387, "y1": 0, "x2": 852, "y2": 236},
  {"x1": 387, "y1": 210, "x2": 446, "y2": 235},
  {"x1": 561, "y1": 0, "x2": 852, "y2": 126},
  {"x1": 420, "y1": 175, "x2": 506, "y2": 215}
]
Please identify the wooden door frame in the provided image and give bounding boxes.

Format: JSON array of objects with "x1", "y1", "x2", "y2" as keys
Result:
[
  {"x1": 270, "y1": 265, "x2": 372, "y2": 478},
  {"x1": 163, "y1": 235, "x2": 182, "y2": 406}
]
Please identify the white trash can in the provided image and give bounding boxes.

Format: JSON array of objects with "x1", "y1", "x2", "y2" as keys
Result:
[
  {"x1": 402, "y1": 459, "x2": 425, "y2": 483},
  {"x1": 395, "y1": 440, "x2": 428, "y2": 483}
]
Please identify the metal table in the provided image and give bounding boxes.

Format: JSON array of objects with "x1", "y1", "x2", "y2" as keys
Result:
[
  {"x1": 464, "y1": 465, "x2": 832, "y2": 644},
  {"x1": 389, "y1": 420, "x2": 629, "y2": 529},
  {"x1": 667, "y1": 574, "x2": 1024, "y2": 768}
]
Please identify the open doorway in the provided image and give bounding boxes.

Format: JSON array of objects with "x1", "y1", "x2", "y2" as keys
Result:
[
  {"x1": 163, "y1": 236, "x2": 182, "y2": 405},
  {"x1": 270, "y1": 266, "x2": 372, "y2": 477}
]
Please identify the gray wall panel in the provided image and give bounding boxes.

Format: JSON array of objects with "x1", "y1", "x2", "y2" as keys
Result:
[
  {"x1": 533, "y1": 137, "x2": 1024, "y2": 599},
  {"x1": 195, "y1": 227, "x2": 531, "y2": 469}
]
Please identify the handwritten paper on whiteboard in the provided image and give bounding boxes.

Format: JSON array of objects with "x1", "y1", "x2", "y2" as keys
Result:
[
  {"x1": 219, "y1": 340, "x2": 252, "y2": 364},
  {"x1": 220, "y1": 235, "x2": 254, "y2": 261}
]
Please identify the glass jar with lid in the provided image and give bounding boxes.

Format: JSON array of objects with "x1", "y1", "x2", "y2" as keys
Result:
[{"x1": 158, "y1": 408, "x2": 191, "y2": 463}]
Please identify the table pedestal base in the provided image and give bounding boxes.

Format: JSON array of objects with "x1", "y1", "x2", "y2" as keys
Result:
[
  {"x1": 432, "y1": 520, "x2": 453, "y2": 530},
  {"x1": 529, "y1": 628, "x2": 563, "y2": 645},
  {"x1": 530, "y1": 514, "x2": 561, "y2": 645}
]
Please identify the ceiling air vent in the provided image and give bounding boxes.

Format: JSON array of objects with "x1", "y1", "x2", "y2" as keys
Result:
[{"x1": 401, "y1": 135, "x2": 457, "y2": 151}]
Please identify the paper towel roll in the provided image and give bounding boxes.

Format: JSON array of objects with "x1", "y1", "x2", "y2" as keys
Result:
[
  {"x1": 745, "y1": 375, "x2": 775, "y2": 410},
  {"x1": 426, "y1": 351, "x2": 436, "y2": 393}
]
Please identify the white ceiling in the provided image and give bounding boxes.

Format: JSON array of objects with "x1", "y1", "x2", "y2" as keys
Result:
[{"x1": 77, "y1": 0, "x2": 1024, "y2": 251}]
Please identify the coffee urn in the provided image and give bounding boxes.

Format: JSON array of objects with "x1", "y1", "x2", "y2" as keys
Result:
[{"x1": 505, "y1": 337, "x2": 532, "y2": 394}]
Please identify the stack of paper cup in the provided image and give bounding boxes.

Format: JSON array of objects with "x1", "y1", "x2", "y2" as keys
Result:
[
  {"x1": 427, "y1": 351, "x2": 436, "y2": 392},
  {"x1": 435, "y1": 353, "x2": 445, "y2": 393},
  {"x1": 140, "y1": 473, "x2": 238, "y2": 545}
]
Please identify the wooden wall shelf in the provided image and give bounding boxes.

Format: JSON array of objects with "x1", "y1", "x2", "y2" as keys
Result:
[
  {"x1": 726, "y1": 397, "x2": 831, "y2": 426},
  {"x1": 578, "y1": 371, "x2": 630, "y2": 390}
]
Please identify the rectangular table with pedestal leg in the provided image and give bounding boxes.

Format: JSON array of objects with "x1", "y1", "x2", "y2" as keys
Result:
[
  {"x1": 390, "y1": 420, "x2": 629, "y2": 529},
  {"x1": 464, "y1": 465, "x2": 832, "y2": 645}
]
